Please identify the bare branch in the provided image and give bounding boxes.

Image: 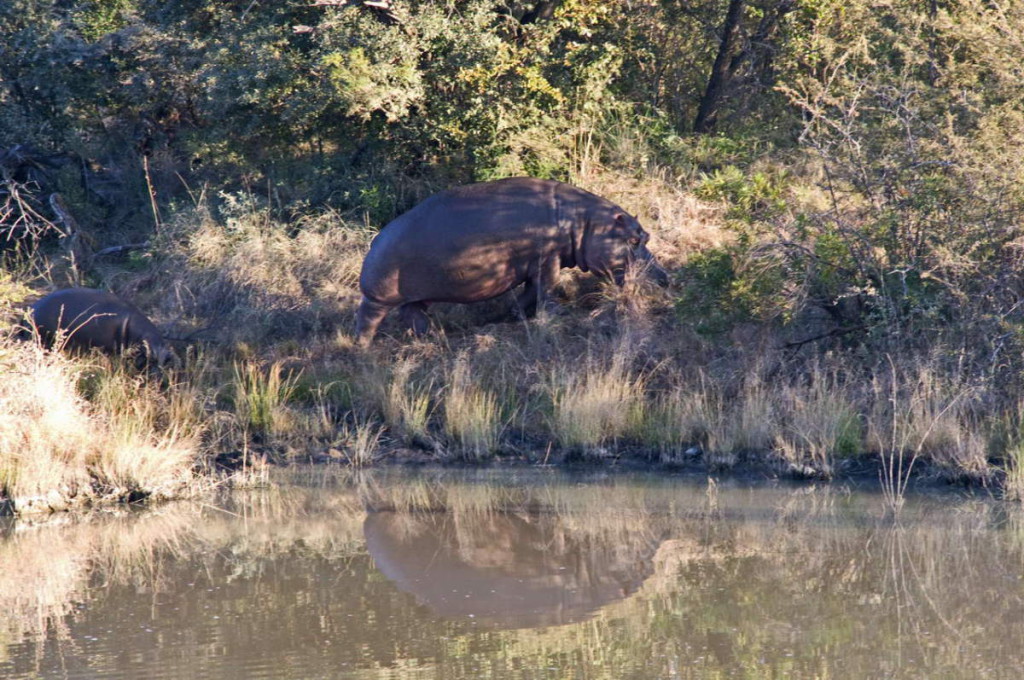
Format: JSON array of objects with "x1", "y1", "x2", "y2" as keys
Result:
[{"x1": 94, "y1": 242, "x2": 151, "y2": 257}]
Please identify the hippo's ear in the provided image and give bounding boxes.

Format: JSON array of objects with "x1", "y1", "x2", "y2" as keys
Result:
[{"x1": 613, "y1": 213, "x2": 633, "y2": 238}]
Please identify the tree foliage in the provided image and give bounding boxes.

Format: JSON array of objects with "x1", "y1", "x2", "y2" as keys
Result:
[{"x1": 4, "y1": 0, "x2": 1024, "y2": 374}]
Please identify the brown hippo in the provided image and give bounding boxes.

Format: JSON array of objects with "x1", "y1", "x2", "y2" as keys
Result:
[
  {"x1": 30, "y1": 287, "x2": 172, "y2": 366},
  {"x1": 355, "y1": 177, "x2": 669, "y2": 346}
]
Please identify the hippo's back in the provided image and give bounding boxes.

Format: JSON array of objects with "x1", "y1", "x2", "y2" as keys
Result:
[
  {"x1": 373, "y1": 177, "x2": 563, "y2": 245},
  {"x1": 31, "y1": 287, "x2": 168, "y2": 362},
  {"x1": 360, "y1": 178, "x2": 566, "y2": 296},
  {"x1": 33, "y1": 287, "x2": 138, "y2": 325}
]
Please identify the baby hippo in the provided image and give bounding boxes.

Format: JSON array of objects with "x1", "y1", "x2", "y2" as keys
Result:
[{"x1": 30, "y1": 287, "x2": 172, "y2": 366}]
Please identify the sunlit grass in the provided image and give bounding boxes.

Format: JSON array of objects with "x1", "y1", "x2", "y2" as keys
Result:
[
  {"x1": 0, "y1": 340, "x2": 92, "y2": 504},
  {"x1": 381, "y1": 357, "x2": 433, "y2": 445},
  {"x1": 0, "y1": 335, "x2": 199, "y2": 513},
  {"x1": 443, "y1": 354, "x2": 502, "y2": 460},
  {"x1": 548, "y1": 346, "x2": 646, "y2": 456},
  {"x1": 233, "y1": 359, "x2": 302, "y2": 440}
]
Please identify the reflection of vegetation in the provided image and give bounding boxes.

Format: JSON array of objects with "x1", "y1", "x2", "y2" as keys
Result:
[{"x1": 2, "y1": 470, "x2": 1023, "y2": 678}]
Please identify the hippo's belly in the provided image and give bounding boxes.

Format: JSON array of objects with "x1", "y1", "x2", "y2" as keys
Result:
[{"x1": 395, "y1": 242, "x2": 526, "y2": 304}]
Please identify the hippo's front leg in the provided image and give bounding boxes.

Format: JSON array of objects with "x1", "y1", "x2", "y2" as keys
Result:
[{"x1": 514, "y1": 255, "x2": 561, "y2": 319}]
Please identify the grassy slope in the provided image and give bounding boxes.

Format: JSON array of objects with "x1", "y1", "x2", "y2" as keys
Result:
[{"x1": 4, "y1": 163, "x2": 1024, "y2": 514}]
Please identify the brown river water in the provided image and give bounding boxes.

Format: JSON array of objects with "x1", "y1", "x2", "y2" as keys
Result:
[{"x1": 1, "y1": 467, "x2": 1022, "y2": 679}]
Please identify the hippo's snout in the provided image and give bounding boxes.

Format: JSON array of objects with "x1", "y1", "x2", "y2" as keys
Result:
[
  {"x1": 647, "y1": 260, "x2": 670, "y2": 288},
  {"x1": 637, "y1": 246, "x2": 670, "y2": 288}
]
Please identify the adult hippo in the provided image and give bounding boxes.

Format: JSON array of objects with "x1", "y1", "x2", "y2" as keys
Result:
[
  {"x1": 30, "y1": 287, "x2": 173, "y2": 366},
  {"x1": 355, "y1": 177, "x2": 670, "y2": 346}
]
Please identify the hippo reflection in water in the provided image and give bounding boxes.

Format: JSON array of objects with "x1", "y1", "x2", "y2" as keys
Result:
[{"x1": 363, "y1": 511, "x2": 660, "y2": 629}]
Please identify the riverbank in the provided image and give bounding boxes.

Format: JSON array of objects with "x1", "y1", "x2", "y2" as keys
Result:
[
  {"x1": 2, "y1": 257, "x2": 1019, "y2": 518},
  {"x1": 5, "y1": 0, "x2": 1024, "y2": 516},
  {"x1": 4, "y1": 168, "x2": 1024, "y2": 515}
]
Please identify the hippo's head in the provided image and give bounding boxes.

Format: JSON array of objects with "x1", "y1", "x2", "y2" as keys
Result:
[
  {"x1": 148, "y1": 339, "x2": 175, "y2": 367},
  {"x1": 584, "y1": 212, "x2": 670, "y2": 288},
  {"x1": 130, "y1": 336, "x2": 175, "y2": 372}
]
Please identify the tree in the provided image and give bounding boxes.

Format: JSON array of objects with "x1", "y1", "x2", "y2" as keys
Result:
[
  {"x1": 694, "y1": 0, "x2": 796, "y2": 133},
  {"x1": 694, "y1": 0, "x2": 746, "y2": 133}
]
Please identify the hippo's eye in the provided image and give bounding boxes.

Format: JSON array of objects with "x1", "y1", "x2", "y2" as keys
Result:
[{"x1": 629, "y1": 236, "x2": 642, "y2": 247}]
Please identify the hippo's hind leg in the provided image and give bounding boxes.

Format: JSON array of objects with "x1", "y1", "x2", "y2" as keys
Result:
[
  {"x1": 355, "y1": 297, "x2": 393, "y2": 347},
  {"x1": 398, "y1": 302, "x2": 430, "y2": 337}
]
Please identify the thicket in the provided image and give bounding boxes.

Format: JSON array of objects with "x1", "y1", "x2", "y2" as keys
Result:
[{"x1": 4, "y1": 0, "x2": 1024, "y2": 498}]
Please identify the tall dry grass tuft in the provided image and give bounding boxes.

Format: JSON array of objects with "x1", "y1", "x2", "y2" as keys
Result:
[
  {"x1": 0, "y1": 340, "x2": 92, "y2": 504},
  {"x1": 0, "y1": 336, "x2": 199, "y2": 513},
  {"x1": 775, "y1": 367, "x2": 862, "y2": 478},
  {"x1": 868, "y1": 359, "x2": 986, "y2": 512},
  {"x1": 1005, "y1": 442, "x2": 1024, "y2": 502},
  {"x1": 640, "y1": 376, "x2": 720, "y2": 462},
  {"x1": 338, "y1": 415, "x2": 385, "y2": 467},
  {"x1": 83, "y1": 361, "x2": 197, "y2": 492},
  {"x1": 990, "y1": 402, "x2": 1024, "y2": 502},
  {"x1": 443, "y1": 353, "x2": 502, "y2": 460},
  {"x1": 381, "y1": 357, "x2": 433, "y2": 445},
  {"x1": 232, "y1": 360, "x2": 302, "y2": 440},
  {"x1": 549, "y1": 344, "x2": 646, "y2": 456},
  {"x1": 710, "y1": 373, "x2": 775, "y2": 469},
  {"x1": 164, "y1": 348, "x2": 214, "y2": 436},
  {"x1": 643, "y1": 371, "x2": 772, "y2": 470}
]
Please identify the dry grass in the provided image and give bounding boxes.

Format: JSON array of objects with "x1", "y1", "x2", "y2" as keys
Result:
[
  {"x1": 1000, "y1": 402, "x2": 1024, "y2": 502},
  {"x1": 0, "y1": 339, "x2": 93, "y2": 504},
  {"x1": 711, "y1": 372, "x2": 775, "y2": 469},
  {"x1": 232, "y1": 359, "x2": 302, "y2": 440},
  {"x1": 0, "y1": 335, "x2": 199, "y2": 513},
  {"x1": 639, "y1": 377, "x2": 719, "y2": 462},
  {"x1": 85, "y1": 362, "x2": 198, "y2": 492},
  {"x1": 337, "y1": 416, "x2": 385, "y2": 466},
  {"x1": 1006, "y1": 445, "x2": 1024, "y2": 502},
  {"x1": 866, "y1": 360, "x2": 989, "y2": 512},
  {"x1": 380, "y1": 357, "x2": 434, "y2": 444},
  {"x1": 443, "y1": 353, "x2": 502, "y2": 460},
  {"x1": 548, "y1": 343, "x2": 646, "y2": 456},
  {"x1": 153, "y1": 199, "x2": 372, "y2": 344},
  {"x1": 774, "y1": 367, "x2": 862, "y2": 478}
]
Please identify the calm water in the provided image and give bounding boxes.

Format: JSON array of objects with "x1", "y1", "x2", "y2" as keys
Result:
[{"x1": 1, "y1": 468, "x2": 1023, "y2": 679}]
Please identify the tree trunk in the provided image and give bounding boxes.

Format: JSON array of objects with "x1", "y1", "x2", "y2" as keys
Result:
[
  {"x1": 521, "y1": 1, "x2": 561, "y2": 25},
  {"x1": 694, "y1": 0, "x2": 746, "y2": 134}
]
